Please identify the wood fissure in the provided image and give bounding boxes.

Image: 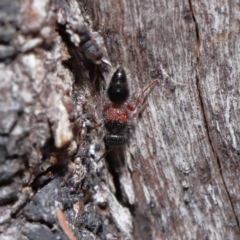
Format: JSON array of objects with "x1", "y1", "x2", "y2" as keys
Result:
[{"x1": 189, "y1": 0, "x2": 240, "y2": 230}]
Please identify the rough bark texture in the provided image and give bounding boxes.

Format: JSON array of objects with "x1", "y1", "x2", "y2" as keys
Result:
[{"x1": 0, "y1": 0, "x2": 240, "y2": 240}]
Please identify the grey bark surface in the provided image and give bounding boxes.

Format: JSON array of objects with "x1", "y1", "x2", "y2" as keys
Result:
[{"x1": 0, "y1": 0, "x2": 240, "y2": 240}]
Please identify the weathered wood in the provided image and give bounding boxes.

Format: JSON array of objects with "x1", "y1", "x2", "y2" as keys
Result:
[
  {"x1": 82, "y1": 0, "x2": 240, "y2": 239},
  {"x1": 192, "y1": 0, "x2": 240, "y2": 227},
  {"x1": 0, "y1": 0, "x2": 240, "y2": 239}
]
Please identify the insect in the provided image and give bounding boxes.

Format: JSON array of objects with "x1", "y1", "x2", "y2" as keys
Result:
[
  {"x1": 102, "y1": 67, "x2": 158, "y2": 149},
  {"x1": 64, "y1": 22, "x2": 111, "y2": 67}
]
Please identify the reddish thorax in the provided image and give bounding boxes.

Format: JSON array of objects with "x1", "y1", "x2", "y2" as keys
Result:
[{"x1": 105, "y1": 104, "x2": 129, "y2": 123}]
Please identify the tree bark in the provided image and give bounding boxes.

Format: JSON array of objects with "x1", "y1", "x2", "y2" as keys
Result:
[{"x1": 0, "y1": 0, "x2": 240, "y2": 239}]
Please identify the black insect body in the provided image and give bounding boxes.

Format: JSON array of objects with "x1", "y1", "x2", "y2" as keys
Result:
[
  {"x1": 72, "y1": 24, "x2": 110, "y2": 66},
  {"x1": 103, "y1": 67, "x2": 158, "y2": 148}
]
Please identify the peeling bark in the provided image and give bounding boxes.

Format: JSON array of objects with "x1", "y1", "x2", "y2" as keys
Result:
[{"x1": 0, "y1": 0, "x2": 240, "y2": 239}]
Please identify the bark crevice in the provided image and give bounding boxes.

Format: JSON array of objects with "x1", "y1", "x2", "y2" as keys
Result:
[{"x1": 188, "y1": 0, "x2": 240, "y2": 228}]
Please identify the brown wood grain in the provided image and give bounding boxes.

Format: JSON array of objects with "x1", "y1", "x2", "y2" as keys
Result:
[
  {"x1": 81, "y1": 0, "x2": 240, "y2": 238},
  {"x1": 1, "y1": 0, "x2": 240, "y2": 239}
]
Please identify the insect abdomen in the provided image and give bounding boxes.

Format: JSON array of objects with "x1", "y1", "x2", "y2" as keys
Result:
[{"x1": 103, "y1": 134, "x2": 126, "y2": 147}]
